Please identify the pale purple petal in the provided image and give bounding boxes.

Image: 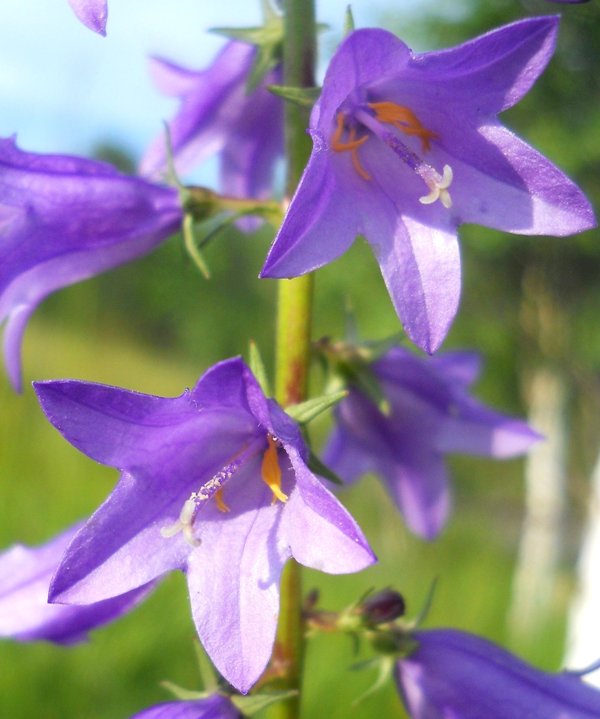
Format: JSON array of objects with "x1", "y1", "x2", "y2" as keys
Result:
[
  {"x1": 0, "y1": 524, "x2": 153, "y2": 644},
  {"x1": 396, "y1": 629, "x2": 600, "y2": 718},
  {"x1": 0, "y1": 137, "x2": 181, "y2": 391},
  {"x1": 284, "y1": 448, "x2": 376, "y2": 572},
  {"x1": 68, "y1": 0, "x2": 108, "y2": 36},
  {"x1": 187, "y1": 466, "x2": 288, "y2": 694},
  {"x1": 130, "y1": 696, "x2": 240, "y2": 719}
]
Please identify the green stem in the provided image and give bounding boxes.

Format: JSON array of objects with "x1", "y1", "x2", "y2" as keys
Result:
[{"x1": 271, "y1": 1, "x2": 316, "y2": 717}]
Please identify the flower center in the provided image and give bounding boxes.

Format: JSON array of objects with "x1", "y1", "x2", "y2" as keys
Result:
[
  {"x1": 330, "y1": 101, "x2": 453, "y2": 209},
  {"x1": 160, "y1": 433, "x2": 288, "y2": 547}
]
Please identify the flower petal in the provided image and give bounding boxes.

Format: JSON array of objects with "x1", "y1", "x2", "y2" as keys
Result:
[
  {"x1": 0, "y1": 524, "x2": 153, "y2": 644},
  {"x1": 67, "y1": 0, "x2": 108, "y2": 36},
  {"x1": 396, "y1": 628, "x2": 600, "y2": 718},
  {"x1": 129, "y1": 696, "x2": 239, "y2": 719}
]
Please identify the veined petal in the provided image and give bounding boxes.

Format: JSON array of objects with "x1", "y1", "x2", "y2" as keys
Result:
[
  {"x1": 396, "y1": 628, "x2": 600, "y2": 718},
  {"x1": 260, "y1": 152, "x2": 359, "y2": 278},
  {"x1": 0, "y1": 137, "x2": 181, "y2": 391},
  {"x1": 400, "y1": 16, "x2": 559, "y2": 113},
  {"x1": 369, "y1": 211, "x2": 461, "y2": 355},
  {"x1": 187, "y1": 472, "x2": 289, "y2": 695},
  {"x1": 284, "y1": 448, "x2": 376, "y2": 573},
  {"x1": 67, "y1": 0, "x2": 107, "y2": 36},
  {"x1": 0, "y1": 524, "x2": 153, "y2": 644}
]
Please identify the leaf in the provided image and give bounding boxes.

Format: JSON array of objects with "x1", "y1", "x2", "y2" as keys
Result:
[
  {"x1": 285, "y1": 389, "x2": 348, "y2": 424},
  {"x1": 268, "y1": 84, "x2": 321, "y2": 108},
  {"x1": 344, "y1": 5, "x2": 355, "y2": 35},
  {"x1": 307, "y1": 451, "x2": 344, "y2": 486},
  {"x1": 248, "y1": 340, "x2": 272, "y2": 397},
  {"x1": 231, "y1": 690, "x2": 298, "y2": 716}
]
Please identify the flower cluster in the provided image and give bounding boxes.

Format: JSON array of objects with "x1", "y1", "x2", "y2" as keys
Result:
[{"x1": 2, "y1": 5, "x2": 598, "y2": 719}]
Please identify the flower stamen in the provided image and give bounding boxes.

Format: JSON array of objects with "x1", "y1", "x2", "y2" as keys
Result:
[
  {"x1": 331, "y1": 112, "x2": 371, "y2": 181},
  {"x1": 214, "y1": 488, "x2": 231, "y2": 513},
  {"x1": 368, "y1": 101, "x2": 439, "y2": 152},
  {"x1": 261, "y1": 435, "x2": 288, "y2": 504}
]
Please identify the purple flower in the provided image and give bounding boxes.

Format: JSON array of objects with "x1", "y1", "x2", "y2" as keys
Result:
[
  {"x1": 261, "y1": 18, "x2": 595, "y2": 354},
  {"x1": 395, "y1": 628, "x2": 600, "y2": 718},
  {"x1": 130, "y1": 695, "x2": 240, "y2": 719},
  {"x1": 0, "y1": 524, "x2": 153, "y2": 644},
  {"x1": 323, "y1": 348, "x2": 540, "y2": 539},
  {"x1": 0, "y1": 136, "x2": 182, "y2": 391},
  {"x1": 140, "y1": 41, "x2": 283, "y2": 208},
  {"x1": 67, "y1": 0, "x2": 108, "y2": 36},
  {"x1": 34, "y1": 358, "x2": 375, "y2": 693}
]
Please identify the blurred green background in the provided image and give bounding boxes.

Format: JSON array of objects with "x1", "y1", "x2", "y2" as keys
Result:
[{"x1": 2, "y1": 0, "x2": 600, "y2": 717}]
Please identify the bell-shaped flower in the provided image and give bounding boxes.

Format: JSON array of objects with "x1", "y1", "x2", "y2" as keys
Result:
[
  {"x1": 395, "y1": 628, "x2": 600, "y2": 718},
  {"x1": 140, "y1": 41, "x2": 283, "y2": 209},
  {"x1": 34, "y1": 358, "x2": 375, "y2": 693},
  {"x1": 0, "y1": 523, "x2": 154, "y2": 644},
  {"x1": 260, "y1": 18, "x2": 595, "y2": 353},
  {"x1": 67, "y1": 0, "x2": 108, "y2": 35},
  {"x1": 323, "y1": 348, "x2": 540, "y2": 539},
  {"x1": 0, "y1": 136, "x2": 182, "y2": 391},
  {"x1": 130, "y1": 694, "x2": 240, "y2": 719}
]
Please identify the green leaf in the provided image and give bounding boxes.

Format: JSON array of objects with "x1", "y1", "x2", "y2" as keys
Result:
[
  {"x1": 268, "y1": 84, "x2": 321, "y2": 108},
  {"x1": 307, "y1": 451, "x2": 344, "y2": 486},
  {"x1": 351, "y1": 656, "x2": 395, "y2": 706},
  {"x1": 231, "y1": 690, "x2": 298, "y2": 716},
  {"x1": 344, "y1": 5, "x2": 355, "y2": 35},
  {"x1": 412, "y1": 576, "x2": 439, "y2": 629},
  {"x1": 248, "y1": 340, "x2": 272, "y2": 397},
  {"x1": 285, "y1": 389, "x2": 348, "y2": 424}
]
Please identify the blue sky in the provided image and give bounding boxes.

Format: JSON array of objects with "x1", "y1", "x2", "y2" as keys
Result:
[{"x1": 0, "y1": 0, "x2": 424, "y2": 164}]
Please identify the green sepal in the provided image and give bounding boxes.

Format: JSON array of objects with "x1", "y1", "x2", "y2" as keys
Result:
[
  {"x1": 411, "y1": 576, "x2": 439, "y2": 629},
  {"x1": 268, "y1": 84, "x2": 321, "y2": 108},
  {"x1": 344, "y1": 5, "x2": 355, "y2": 35},
  {"x1": 343, "y1": 360, "x2": 391, "y2": 417},
  {"x1": 350, "y1": 656, "x2": 395, "y2": 706},
  {"x1": 230, "y1": 690, "x2": 298, "y2": 716},
  {"x1": 182, "y1": 213, "x2": 211, "y2": 279},
  {"x1": 248, "y1": 340, "x2": 272, "y2": 397},
  {"x1": 307, "y1": 450, "x2": 344, "y2": 486},
  {"x1": 159, "y1": 681, "x2": 207, "y2": 702},
  {"x1": 285, "y1": 389, "x2": 347, "y2": 424}
]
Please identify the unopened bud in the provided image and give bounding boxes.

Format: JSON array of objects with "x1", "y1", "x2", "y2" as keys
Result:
[{"x1": 361, "y1": 589, "x2": 406, "y2": 625}]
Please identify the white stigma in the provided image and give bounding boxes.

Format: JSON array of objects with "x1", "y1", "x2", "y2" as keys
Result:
[
  {"x1": 419, "y1": 164, "x2": 453, "y2": 209},
  {"x1": 160, "y1": 496, "x2": 201, "y2": 547}
]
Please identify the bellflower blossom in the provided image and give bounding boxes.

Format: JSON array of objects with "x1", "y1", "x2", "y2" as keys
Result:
[
  {"x1": 0, "y1": 524, "x2": 154, "y2": 644},
  {"x1": 67, "y1": 0, "x2": 108, "y2": 35},
  {"x1": 323, "y1": 348, "x2": 540, "y2": 539},
  {"x1": 0, "y1": 136, "x2": 182, "y2": 391},
  {"x1": 34, "y1": 358, "x2": 375, "y2": 693},
  {"x1": 130, "y1": 694, "x2": 240, "y2": 719},
  {"x1": 141, "y1": 41, "x2": 283, "y2": 209},
  {"x1": 261, "y1": 18, "x2": 595, "y2": 353},
  {"x1": 395, "y1": 628, "x2": 600, "y2": 718}
]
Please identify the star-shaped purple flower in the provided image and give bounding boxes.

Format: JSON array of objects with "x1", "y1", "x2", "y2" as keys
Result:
[
  {"x1": 396, "y1": 628, "x2": 600, "y2": 718},
  {"x1": 0, "y1": 524, "x2": 154, "y2": 644},
  {"x1": 130, "y1": 694, "x2": 240, "y2": 719},
  {"x1": 323, "y1": 348, "x2": 540, "y2": 539},
  {"x1": 67, "y1": 0, "x2": 108, "y2": 36},
  {"x1": 261, "y1": 18, "x2": 595, "y2": 353},
  {"x1": 34, "y1": 358, "x2": 375, "y2": 693},
  {"x1": 0, "y1": 136, "x2": 182, "y2": 391},
  {"x1": 140, "y1": 41, "x2": 283, "y2": 210}
]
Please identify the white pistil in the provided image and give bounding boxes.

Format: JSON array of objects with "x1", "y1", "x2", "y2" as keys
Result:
[
  {"x1": 160, "y1": 496, "x2": 201, "y2": 547},
  {"x1": 419, "y1": 164, "x2": 453, "y2": 209}
]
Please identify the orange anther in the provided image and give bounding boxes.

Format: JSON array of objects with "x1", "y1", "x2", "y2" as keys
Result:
[
  {"x1": 368, "y1": 101, "x2": 438, "y2": 152},
  {"x1": 261, "y1": 435, "x2": 288, "y2": 504},
  {"x1": 331, "y1": 112, "x2": 370, "y2": 152},
  {"x1": 214, "y1": 488, "x2": 231, "y2": 513}
]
